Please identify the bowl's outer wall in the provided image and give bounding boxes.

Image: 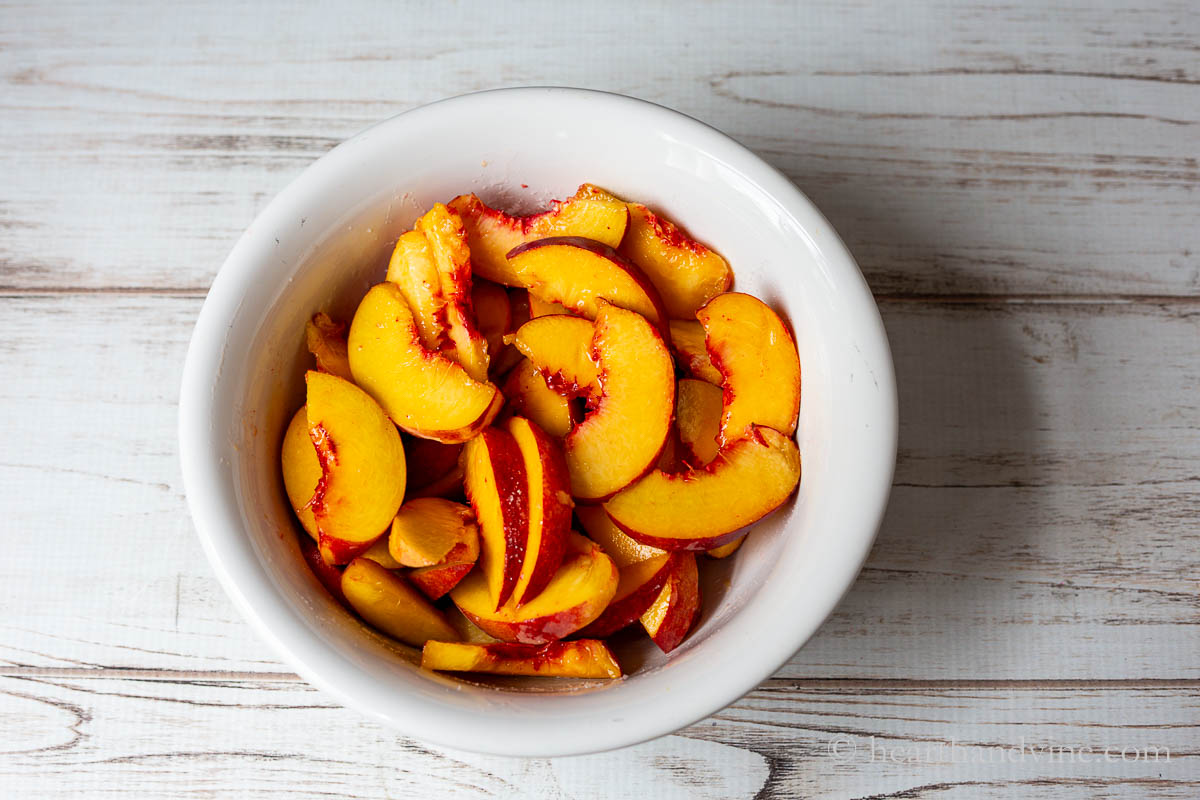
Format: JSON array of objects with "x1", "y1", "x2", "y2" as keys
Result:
[{"x1": 179, "y1": 88, "x2": 897, "y2": 757}]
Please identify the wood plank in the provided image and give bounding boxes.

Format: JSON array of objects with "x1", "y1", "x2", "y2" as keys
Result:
[
  {"x1": 1, "y1": 675, "x2": 1195, "y2": 798},
  {"x1": 1, "y1": 294, "x2": 1195, "y2": 678},
  {"x1": 1, "y1": 1, "x2": 1197, "y2": 294}
]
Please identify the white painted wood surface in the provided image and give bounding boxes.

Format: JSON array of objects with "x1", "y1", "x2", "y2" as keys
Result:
[{"x1": 2, "y1": 1, "x2": 1197, "y2": 797}]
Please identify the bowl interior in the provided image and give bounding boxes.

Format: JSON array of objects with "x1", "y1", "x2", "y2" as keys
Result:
[{"x1": 184, "y1": 89, "x2": 895, "y2": 756}]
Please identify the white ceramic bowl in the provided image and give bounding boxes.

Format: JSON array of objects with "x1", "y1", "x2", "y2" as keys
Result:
[{"x1": 179, "y1": 88, "x2": 896, "y2": 757}]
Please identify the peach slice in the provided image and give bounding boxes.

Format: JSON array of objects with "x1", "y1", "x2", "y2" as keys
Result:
[
  {"x1": 463, "y1": 427, "x2": 529, "y2": 609},
  {"x1": 640, "y1": 552, "x2": 700, "y2": 653},
  {"x1": 602, "y1": 426, "x2": 801, "y2": 550},
  {"x1": 508, "y1": 315, "x2": 599, "y2": 398},
  {"x1": 502, "y1": 360, "x2": 576, "y2": 439},
  {"x1": 565, "y1": 302, "x2": 674, "y2": 501},
  {"x1": 528, "y1": 293, "x2": 570, "y2": 318},
  {"x1": 385, "y1": 230, "x2": 445, "y2": 352},
  {"x1": 305, "y1": 313, "x2": 354, "y2": 381},
  {"x1": 575, "y1": 505, "x2": 664, "y2": 568},
  {"x1": 668, "y1": 320, "x2": 723, "y2": 385},
  {"x1": 619, "y1": 203, "x2": 732, "y2": 319},
  {"x1": 445, "y1": 605, "x2": 502, "y2": 644},
  {"x1": 305, "y1": 371, "x2": 406, "y2": 564},
  {"x1": 388, "y1": 498, "x2": 479, "y2": 568},
  {"x1": 579, "y1": 552, "x2": 676, "y2": 638},
  {"x1": 361, "y1": 536, "x2": 402, "y2": 570},
  {"x1": 450, "y1": 532, "x2": 618, "y2": 644},
  {"x1": 698, "y1": 292, "x2": 800, "y2": 445},
  {"x1": 471, "y1": 279, "x2": 512, "y2": 357},
  {"x1": 421, "y1": 639, "x2": 621, "y2": 679},
  {"x1": 299, "y1": 535, "x2": 346, "y2": 605},
  {"x1": 410, "y1": 561, "x2": 475, "y2": 601},
  {"x1": 416, "y1": 203, "x2": 490, "y2": 382},
  {"x1": 507, "y1": 417, "x2": 572, "y2": 606},
  {"x1": 705, "y1": 537, "x2": 744, "y2": 559},
  {"x1": 281, "y1": 405, "x2": 321, "y2": 540},
  {"x1": 341, "y1": 557, "x2": 458, "y2": 647},
  {"x1": 675, "y1": 378, "x2": 723, "y2": 467},
  {"x1": 348, "y1": 282, "x2": 502, "y2": 443},
  {"x1": 506, "y1": 237, "x2": 667, "y2": 330},
  {"x1": 448, "y1": 192, "x2": 629, "y2": 285}
]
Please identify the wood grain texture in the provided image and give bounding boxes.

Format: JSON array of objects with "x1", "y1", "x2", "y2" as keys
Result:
[
  {"x1": 2, "y1": 295, "x2": 1195, "y2": 679},
  {"x1": 1, "y1": 1, "x2": 1197, "y2": 295},
  {"x1": 1, "y1": 675, "x2": 1195, "y2": 799}
]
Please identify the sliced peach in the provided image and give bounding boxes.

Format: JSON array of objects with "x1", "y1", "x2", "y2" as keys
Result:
[
  {"x1": 508, "y1": 315, "x2": 599, "y2": 398},
  {"x1": 450, "y1": 532, "x2": 618, "y2": 644},
  {"x1": 305, "y1": 313, "x2": 354, "y2": 381},
  {"x1": 506, "y1": 237, "x2": 667, "y2": 330},
  {"x1": 385, "y1": 230, "x2": 445, "y2": 352},
  {"x1": 668, "y1": 320, "x2": 723, "y2": 385},
  {"x1": 602, "y1": 426, "x2": 800, "y2": 550},
  {"x1": 676, "y1": 378, "x2": 722, "y2": 467},
  {"x1": 471, "y1": 279, "x2": 511, "y2": 357},
  {"x1": 388, "y1": 497, "x2": 479, "y2": 568},
  {"x1": 341, "y1": 557, "x2": 458, "y2": 647},
  {"x1": 698, "y1": 292, "x2": 800, "y2": 445},
  {"x1": 565, "y1": 302, "x2": 674, "y2": 501},
  {"x1": 507, "y1": 417, "x2": 572, "y2": 606},
  {"x1": 421, "y1": 639, "x2": 621, "y2": 679},
  {"x1": 640, "y1": 552, "x2": 700, "y2": 653},
  {"x1": 705, "y1": 537, "x2": 744, "y2": 559},
  {"x1": 299, "y1": 535, "x2": 346, "y2": 605},
  {"x1": 409, "y1": 561, "x2": 475, "y2": 601},
  {"x1": 619, "y1": 203, "x2": 732, "y2": 319},
  {"x1": 448, "y1": 192, "x2": 629, "y2": 285},
  {"x1": 281, "y1": 405, "x2": 321, "y2": 540},
  {"x1": 528, "y1": 293, "x2": 570, "y2": 318},
  {"x1": 463, "y1": 427, "x2": 529, "y2": 609},
  {"x1": 305, "y1": 371, "x2": 406, "y2": 564},
  {"x1": 502, "y1": 360, "x2": 575, "y2": 438},
  {"x1": 575, "y1": 505, "x2": 664, "y2": 568},
  {"x1": 416, "y1": 203, "x2": 489, "y2": 382},
  {"x1": 348, "y1": 282, "x2": 501, "y2": 443},
  {"x1": 445, "y1": 605, "x2": 502, "y2": 644},
  {"x1": 361, "y1": 536, "x2": 402, "y2": 570},
  {"x1": 579, "y1": 552, "x2": 676, "y2": 638}
]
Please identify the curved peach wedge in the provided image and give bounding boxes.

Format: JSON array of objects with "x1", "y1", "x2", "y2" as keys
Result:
[
  {"x1": 507, "y1": 417, "x2": 572, "y2": 606},
  {"x1": 575, "y1": 505, "x2": 665, "y2": 568},
  {"x1": 602, "y1": 425, "x2": 800, "y2": 550},
  {"x1": 305, "y1": 313, "x2": 354, "y2": 381},
  {"x1": 579, "y1": 552, "x2": 676, "y2": 638},
  {"x1": 640, "y1": 552, "x2": 700, "y2": 653},
  {"x1": 421, "y1": 639, "x2": 621, "y2": 678},
  {"x1": 698, "y1": 292, "x2": 800, "y2": 445},
  {"x1": 508, "y1": 315, "x2": 599, "y2": 398},
  {"x1": 388, "y1": 498, "x2": 478, "y2": 568},
  {"x1": 281, "y1": 405, "x2": 321, "y2": 540},
  {"x1": 675, "y1": 378, "x2": 723, "y2": 467},
  {"x1": 305, "y1": 371, "x2": 407, "y2": 564},
  {"x1": 507, "y1": 237, "x2": 667, "y2": 330},
  {"x1": 565, "y1": 302, "x2": 674, "y2": 501},
  {"x1": 619, "y1": 203, "x2": 733, "y2": 319},
  {"x1": 463, "y1": 427, "x2": 529, "y2": 609},
  {"x1": 471, "y1": 279, "x2": 511, "y2": 357},
  {"x1": 348, "y1": 282, "x2": 501, "y2": 443},
  {"x1": 448, "y1": 192, "x2": 629, "y2": 286},
  {"x1": 385, "y1": 230, "x2": 445, "y2": 352},
  {"x1": 416, "y1": 203, "x2": 490, "y2": 382},
  {"x1": 410, "y1": 561, "x2": 475, "y2": 601},
  {"x1": 450, "y1": 533, "x2": 618, "y2": 644},
  {"x1": 341, "y1": 557, "x2": 458, "y2": 647},
  {"x1": 668, "y1": 320, "x2": 722, "y2": 386},
  {"x1": 502, "y1": 360, "x2": 576, "y2": 438}
]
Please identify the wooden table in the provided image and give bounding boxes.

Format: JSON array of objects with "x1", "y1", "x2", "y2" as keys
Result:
[{"x1": 3, "y1": 2, "x2": 1197, "y2": 796}]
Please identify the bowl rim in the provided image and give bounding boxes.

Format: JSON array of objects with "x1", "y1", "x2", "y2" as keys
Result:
[{"x1": 179, "y1": 86, "x2": 897, "y2": 757}]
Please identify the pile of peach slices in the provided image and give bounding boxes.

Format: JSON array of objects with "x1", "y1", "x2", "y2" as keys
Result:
[{"x1": 281, "y1": 185, "x2": 801, "y2": 680}]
